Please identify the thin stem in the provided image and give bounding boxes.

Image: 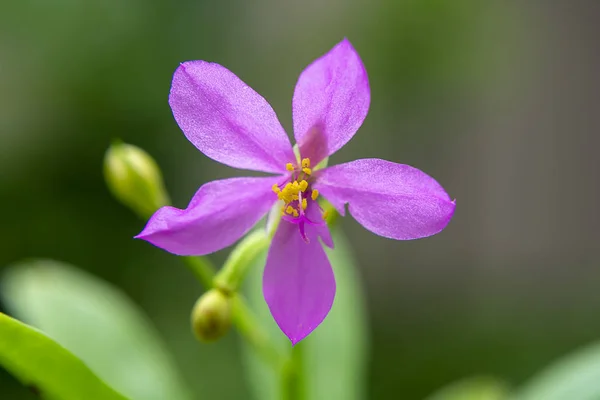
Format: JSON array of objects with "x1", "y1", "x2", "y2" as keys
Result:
[
  {"x1": 281, "y1": 342, "x2": 305, "y2": 400},
  {"x1": 231, "y1": 295, "x2": 286, "y2": 369},
  {"x1": 182, "y1": 256, "x2": 215, "y2": 288},
  {"x1": 213, "y1": 230, "x2": 270, "y2": 294}
]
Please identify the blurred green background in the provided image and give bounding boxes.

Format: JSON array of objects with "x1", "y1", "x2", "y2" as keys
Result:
[{"x1": 2, "y1": 0, "x2": 600, "y2": 398}]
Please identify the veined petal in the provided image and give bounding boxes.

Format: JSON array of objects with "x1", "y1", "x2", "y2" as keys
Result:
[
  {"x1": 292, "y1": 38, "x2": 370, "y2": 164},
  {"x1": 263, "y1": 220, "x2": 336, "y2": 344},
  {"x1": 136, "y1": 176, "x2": 282, "y2": 255},
  {"x1": 313, "y1": 159, "x2": 455, "y2": 240},
  {"x1": 170, "y1": 61, "x2": 295, "y2": 173}
]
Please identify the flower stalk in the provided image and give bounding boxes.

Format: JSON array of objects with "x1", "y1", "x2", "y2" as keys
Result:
[
  {"x1": 281, "y1": 343, "x2": 306, "y2": 400},
  {"x1": 213, "y1": 230, "x2": 270, "y2": 295},
  {"x1": 182, "y1": 256, "x2": 215, "y2": 289}
]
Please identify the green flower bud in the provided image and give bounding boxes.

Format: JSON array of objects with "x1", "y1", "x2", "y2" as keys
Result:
[
  {"x1": 104, "y1": 142, "x2": 170, "y2": 219},
  {"x1": 191, "y1": 289, "x2": 232, "y2": 342}
]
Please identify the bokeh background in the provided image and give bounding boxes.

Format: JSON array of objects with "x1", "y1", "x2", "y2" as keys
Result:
[{"x1": 2, "y1": 0, "x2": 600, "y2": 399}]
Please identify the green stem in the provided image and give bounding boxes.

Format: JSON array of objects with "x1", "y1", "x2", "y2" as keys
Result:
[
  {"x1": 213, "y1": 230, "x2": 270, "y2": 294},
  {"x1": 281, "y1": 342, "x2": 306, "y2": 400},
  {"x1": 182, "y1": 256, "x2": 216, "y2": 288},
  {"x1": 231, "y1": 295, "x2": 286, "y2": 369}
]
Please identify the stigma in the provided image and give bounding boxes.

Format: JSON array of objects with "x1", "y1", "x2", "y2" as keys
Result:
[{"x1": 272, "y1": 158, "x2": 328, "y2": 241}]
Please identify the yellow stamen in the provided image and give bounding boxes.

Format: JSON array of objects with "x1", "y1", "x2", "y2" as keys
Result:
[
  {"x1": 299, "y1": 180, "x2": 308, "y2": 192},
  {"x1": 302, "y1": 167, "x2": 312, "y2": 176},
  {"x1": 292, "y1": 210, "x2": 299, "y2": 217},
  {"x1": 286, "y1": 206, "x2": 294, "y2": 215},
  {"x1": 311, "y1": 189, "x2": 319, "y2": 201},
  {"x1": 291, "y1": 194, "x2": 299, "y2": 201},
  {"x1": 281, "y1": 183, "x2": 293, "y2": 202},
  {"x1": 301, "y1": 158, "x2": 311, "y2": 168},
  {"x1": 271, "y1": 184, "x2": 280, "y2": 193},
  {"x1": 292, "y1": 181, "x2": 300, "y2": 191},
  {"x1": 286, "y1": 163, "x2": 294, "y2": 172},
  {"x1": 301, "y1": 199, "x2": 307, "y2": 210},
  {"x1": 322, "y1": 210, "x2": 329, "y2": 220}
]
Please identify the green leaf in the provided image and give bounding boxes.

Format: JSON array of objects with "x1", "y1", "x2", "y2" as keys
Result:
[
  {"x1": 0, "y1": 313, "x2": 127, "y2": 400},
  {"x1": 514, "y1": 341, "x2": 600, "y2": 400},
  {"x1": 1, "y1": 259, "x2": 193, "y2": 400},
  {"x1": 241, "y1": 228, "x2": 369, "y2": 400},
  {"x1": 425, "y1": 376, "x2": 509, "y2": 400}
]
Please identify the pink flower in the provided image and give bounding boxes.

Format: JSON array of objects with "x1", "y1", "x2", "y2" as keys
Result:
[{"x1": 136, "y1": 39, "x2": 455, "y2": 344}]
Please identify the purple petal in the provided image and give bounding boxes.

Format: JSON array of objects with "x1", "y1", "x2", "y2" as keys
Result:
[
  {"x1": 314, "y1": 159, "x2": 455, "y2": 240},
  {"x1": 304, "y1": 199, "x2": 334, "y2": 248},
  {"x1": 263, "y1": 220, "x2": 336, "y2": 344},
  {"x1": 169, "y1": 61, "x2": 295, "y2": 173},
  {"x1": 136, "y1": 176, "x2": 282, "y2": 255},
  {"x1": 292, "y1": 38, "x2": 370, "y2": 164}
]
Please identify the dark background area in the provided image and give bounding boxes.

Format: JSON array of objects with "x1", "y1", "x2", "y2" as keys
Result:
[{"x1": 2, "y1": 0, "x2": 600, "y2": 398}]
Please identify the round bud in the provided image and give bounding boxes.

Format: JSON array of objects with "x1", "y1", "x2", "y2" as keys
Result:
[
  {"x1": 104, "y1": 142, "x2": 170, "y2": 218},
  {"x1": 191, "y1": 289, "x2": 232, "y2": 342}
]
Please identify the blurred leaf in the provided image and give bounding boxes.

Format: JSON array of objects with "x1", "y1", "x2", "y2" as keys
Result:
[
  {"x1": 514, "y1": 341, "x2": 600, "y2": 400},
  {"x1": 1, "y1": 260, "x2": 193, "y2": 400},
  {"x1": 426, "y1": 376, "x2": 509, "y2": 400},
  {"x1": 0, "y1": 313, "x2": 127, "y2": 400},
  {"x1": 241, "y1": 228, "x2": 369, "y2": 400}
]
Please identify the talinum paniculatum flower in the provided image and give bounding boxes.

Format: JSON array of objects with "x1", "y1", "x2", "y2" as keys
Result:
[{"x1": 136, "y1": 39, "x2": 455, "y2": 344}]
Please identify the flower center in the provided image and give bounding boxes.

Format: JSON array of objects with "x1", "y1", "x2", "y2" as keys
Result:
[{"x1": 271, "y1": 158, "x2": 328, "y2": 240}]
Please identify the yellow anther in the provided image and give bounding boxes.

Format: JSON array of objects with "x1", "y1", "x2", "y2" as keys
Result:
[
  {"x1": 302, "y1": 167, "x2": 312, "y2": 176},
  {"x1": 292, "y1": 181, "x2": 300, "y2": 191},
  {"x1": 281, "y1": 183, "x2": 293, "y2": 201},
  {"x1": 292, "y1": 194, "x2": 299, "y2": 201},
  {"x1": 301, "y1": 158, "x2": 311, "y2": 168},
  {"x1": 271, "y1": 184, "x2": 280, "y2": 193},
  {"x1": 292, "y1": 210, "x2": 299, "y2": 217},
  {"x1": 299, "y1": 180, "x2": 308, "y2": 192},
  {"x1": 311, "y1": 189, "x2": 319, "y2": 201},
  {"x1": 286, "y1": 163, "x2": 294, "y2": 172},
  {"x1": 322, "y1": 210, "x2": 329, "y2": 220},
  {"x1": 301, "y1": 199, "x2": 307, "y2": 210},
  {"x1": 286, "y1": 206, "x2": 294, "y2": 215}
]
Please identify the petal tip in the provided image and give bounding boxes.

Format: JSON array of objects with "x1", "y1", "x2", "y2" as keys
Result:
[
  {"x1": 285, "y1": 327, "x2": 314, "y2": 346},
  {"x1": 337, "y1": 37, "x2": 354, "y2": 49},
  {"x1": 133, "y1": 231, "x2": 148, "y2": 240}
]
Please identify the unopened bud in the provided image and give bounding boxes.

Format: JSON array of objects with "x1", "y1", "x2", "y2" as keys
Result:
[
  {"x1": 104, "y1": 141, "x2": 170, "y2": 218},
  {"x1": 191, "y1": 289, "x2": 232, "y2": 342}
]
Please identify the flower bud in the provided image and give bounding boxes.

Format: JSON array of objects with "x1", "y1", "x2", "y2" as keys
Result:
[
  {"x1": 191, "y1": 289, "x2": 232, "y2": 342},
  {"x1": 104, "y1": 142, "x2": 170, "y2": 218}
]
